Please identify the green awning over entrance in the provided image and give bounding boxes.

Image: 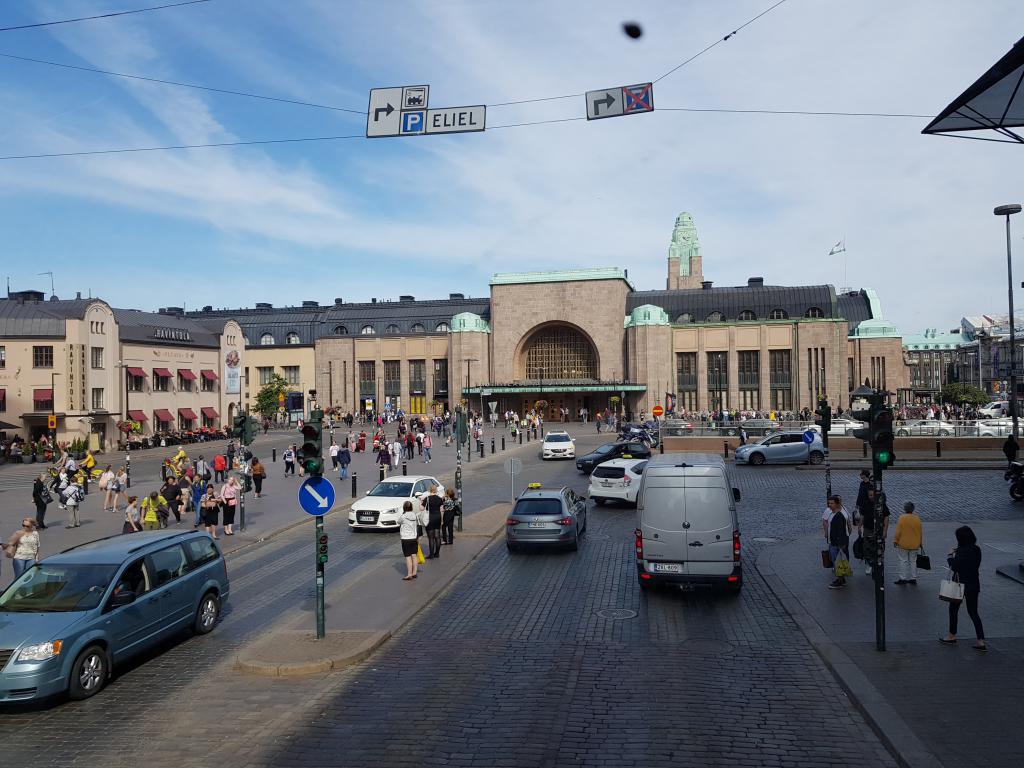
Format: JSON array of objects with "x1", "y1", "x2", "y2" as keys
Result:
[{"x1": 463, "y1": 382, "x2": 647, "y2": 395}]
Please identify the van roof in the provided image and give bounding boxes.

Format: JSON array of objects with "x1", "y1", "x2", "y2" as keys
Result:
[
  {"x1": 645, "y1": 453, "x2": 728, "y2": 469},
  {"x1": 51, "y1": 531, "x2": 208, "y2": 565}
]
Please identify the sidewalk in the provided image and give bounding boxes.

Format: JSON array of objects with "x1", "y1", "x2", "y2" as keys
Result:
[{"x1": 759, "y1": 520, "x2": 1024, "y2": 768}]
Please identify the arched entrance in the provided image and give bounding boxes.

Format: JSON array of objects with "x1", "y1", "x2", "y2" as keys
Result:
[{"x1": 509, "y1": 323, "x2": 606, "y2": 422}]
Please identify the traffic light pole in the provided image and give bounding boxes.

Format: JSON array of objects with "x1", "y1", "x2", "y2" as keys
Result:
[
  {"x1": 872, "y1": 472, "x2": 886, "y2": 652},
  {"x1": 315, "y1": 514, "x2": 325, "y2": 639},
  {"x1": 816, "y1": 397, "x2": 832, "y2": 504}
]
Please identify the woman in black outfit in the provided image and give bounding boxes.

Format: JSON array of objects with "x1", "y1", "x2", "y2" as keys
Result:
[
  {"x1": 32, "y1": 473, "x2": 49, "y2": 529},
  {"x1": 941, "y1": 525, "x2": 986, "y2": 650},
  {"x1": 421, "y1": 485, "x2": 444, "y2": 559}
]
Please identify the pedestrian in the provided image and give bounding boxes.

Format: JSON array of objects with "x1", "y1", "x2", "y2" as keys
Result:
[
  {"x1": 859, "y1": 486, "x2": 891, "y2": 576},
  {"x1": 1002, "y1": 435, "x2": 1019, "y2": 468},
  {"x1": 441, "y1": 487, "x2": 459, "y2": 544},
  {"x1": 160, "y1": 476, "x2": 183, "y2": 525},
  {"x1": 423, "y1": 432, "x2": 433, "y2": 463},
  {"x1": 213, "y1": 452, "x2": 227, "y2": 482},
  {"x1": 100, "y1": 464, "x2": 116, "y2": 511},
  {"x1": 330, "y1": 440, "x2": 340, "y2": 470},
  {"x1": 220, "y1": 476, "x2": 239, "y2": 535},
  {"x1": 853, "y1": 469, "x2": 871, "y2": 526},
  {"x1": 141, "y1": 491, "x2": 167, "y2": 531},
  {"x1": 940, "y1": 525, "x2": 986, "y2": 651},
  {"x1": 191, "y1": 474, "x2": 208, "y2": 527},
  {"x1": 251, "y1": 457, "x2": 266, "y2": 497},
  {"x1": 416, "y1": 431, "x2": 424, "y2": 457},
  {"x1": 739, "y1": 427, "x2": 748, "y2": 446},
  {"x1": 201, "y1": 485, "x2": 220, "y2": 539},
  {"x1": 123, "y1": 496, "x2": 141, "y2": 534},
  {"x1": 5, "y1": 518, "x2": 41, "y2": 579},
  {"x1": 62, "y1": 480, "x2": 84, "y2": 528},
  {"x1": 377, "y1": 444, "x2": 392, "y2": 474},
  {"x1": 32, "y1": 472, "x2": 50, "y2": 529},
  {"x1": 823, "y1": 495, "x2": 853, "y2": 589},
  {"x1": 283, "y1": 444, "x2": 296, "y2": 476},
  {"x1": 893, "y1": 501, "x2": 923, "y2": 585},
  {"x1": 398, "y1": 500, "x2": 421, "y2": 580},
  {"x1": 421, "y1": 484, "x2": 444, "y2": 558},
  {"x1": 338, "y1": 444, "x2": 351, "y2": 479},
  {"x1": 226, "y1": 441, "x2": 236, "y2": 470},
  {"x1": 194, "y1": 455, "x2": 210, "y2": 483},
  {"x1": 110, "y1": 465, "x2": 127, "y2": 514}
]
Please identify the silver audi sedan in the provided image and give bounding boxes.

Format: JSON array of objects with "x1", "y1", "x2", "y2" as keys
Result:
[{"x1": 505, "y1": 485, "x2": 587, "y2": 552}]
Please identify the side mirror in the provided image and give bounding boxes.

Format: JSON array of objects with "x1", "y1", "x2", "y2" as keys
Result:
[
  {"x1": 732, "y1": 488, "x2": 742, "y2": 503},
  {"x1": 110, "y1": 590, "x2": 136, "y2": 608}
]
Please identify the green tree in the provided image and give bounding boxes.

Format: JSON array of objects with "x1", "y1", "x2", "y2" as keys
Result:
[
  {"x1": 939, "y1": 382, "x2": 988, "y2": 406},
  {"x1": 255, "y1": 374, "x2": 291, "y2": 417}
]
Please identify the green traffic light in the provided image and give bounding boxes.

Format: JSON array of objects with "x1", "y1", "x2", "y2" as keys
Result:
[{"x1": 876, "y1": 451, "x2": 891, "y2": 464}]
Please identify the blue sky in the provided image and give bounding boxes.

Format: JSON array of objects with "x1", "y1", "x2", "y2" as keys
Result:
[{"x1": 0, "y1": 0, "x2": 1021, "y2": 334}]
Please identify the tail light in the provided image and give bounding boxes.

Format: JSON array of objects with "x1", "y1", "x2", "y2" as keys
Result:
[
  {"x1": 554, "y1": 517, "x2": 573, "y2": 526},
  {"x1": 635, "y1": 528, "x2": 644, "y2": 558},
  {"x1": 506, "y1": 518, "x2": 519, "y2": 526},
  {"x1": 733, "y1": 529, "x2": 741, "y2": 562},
  {"x1": 622, "y1": 475, "x2": 631, "y2": 486}
]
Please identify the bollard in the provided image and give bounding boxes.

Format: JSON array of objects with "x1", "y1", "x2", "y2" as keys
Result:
[
  {"x1": 379, "y1": 465, "x2": 385, "y2": 482},
  {"x1": 659, "y1": 441, "x2": 664, "y2": 455},
  {"x1": 491, "y1": 437, "x2": 496, "y2": 454},
  {"x1": 723, "y1": 441, "x2": 729, "y2": 459},
  {"x1": 402, "y1": 461, "x2": 408, "y2": 476},
  {"x1": 479, "y1": 442, "x2": 485, "y2": 459},
  {"x1": 862, "y1": 442, "x2": 867, "y2": 458},
  {"x1": 351, "y1": 472, "x2": 357, "y2": 498},
  {"x1": 502, "y1": 436, "x2": 506, "y2": 451},
  {"x1": 526, "y1": 429, "x2": 530, "y2": 442},
  {"x1": 519, "y1": 431, "x2": 523, "y2": 445},
  {"x1": 936, "y1": 440, "x2": 941, "y2": 458},
  {"x1": 272, "y1": 448, "x2": 276, "y2": 463}
]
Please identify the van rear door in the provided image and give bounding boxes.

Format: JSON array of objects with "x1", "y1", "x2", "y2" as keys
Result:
[
  {"x1": 638, "y1": 473, "x2": 686, "y2": 566},
  {"x1": 682, "y1": 473, "x2": 735, "y2": 577}
]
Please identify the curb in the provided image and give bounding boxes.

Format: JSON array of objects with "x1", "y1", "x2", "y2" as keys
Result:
[
  {"x1": 794, "y1": 464, "x2": 999, "y2": 472},
  {"x1": 755, "y1": 547, "x2": 945, "y2": 768}
]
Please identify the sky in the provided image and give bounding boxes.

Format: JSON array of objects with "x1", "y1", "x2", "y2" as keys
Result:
[{"x1": 0, "y1": 0, "x2": 1021, "y2": 335}]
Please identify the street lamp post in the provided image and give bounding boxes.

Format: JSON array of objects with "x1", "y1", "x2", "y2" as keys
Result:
[
  {"x1": 995, "y1": 204, "x2": 1022, "y2": 438},
  {"x1": 50, "y1": 372, "x2": 60, "y2": 454}
]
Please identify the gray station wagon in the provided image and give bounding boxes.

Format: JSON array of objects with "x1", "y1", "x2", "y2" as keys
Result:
[{"x1": 0, "y1": 530, "x2": 229, "y2": 703}]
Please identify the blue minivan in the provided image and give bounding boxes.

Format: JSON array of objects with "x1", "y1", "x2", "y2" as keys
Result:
[{"x1": 0, "y1": 530, "x2": 229, "y2": 702}]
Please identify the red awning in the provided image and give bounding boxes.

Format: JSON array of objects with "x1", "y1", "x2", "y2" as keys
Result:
[
  {"x1": 33, "y1": 389, "x2": 53, "y2": 402},
  {"x1": 126, "y1": 367, "x2": 147, "y2": 377},
  {"x1": 200, "y1": 369, "x2": 218, "y2": 381},
  {"x1": 153, "y1": 368, "x2": 172, "y2": 377},
  {"x1": 178, "y1": 369, "x2": 197, "y2": 381},
  {"x1": 127, "y1": 410, "x2": 148, "y2": 422},
  {"x1": 201, "y1": 407, "x2": 219, "y2": 419},
  {"x1": 153, "y1": 409, "x2": 174, "y2": 422},
  {"x1": 178, "y1": 408, "x2": 198, "y2": 420}
]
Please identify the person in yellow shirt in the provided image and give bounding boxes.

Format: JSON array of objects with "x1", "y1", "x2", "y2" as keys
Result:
[
  {"x1": 893, "y1": 501, "x2": 923, "y2": 585},
  {"x1": 141, "y1": 491, "x2": 168, "y2": 531}
]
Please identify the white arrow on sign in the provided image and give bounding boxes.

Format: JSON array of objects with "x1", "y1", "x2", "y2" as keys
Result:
[{"x1": 303, "y1": 484, "x2": 331, "y2": 508}]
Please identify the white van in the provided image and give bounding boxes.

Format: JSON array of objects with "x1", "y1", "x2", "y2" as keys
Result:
[
  {"x1": 634, "y1": 454, "x2": 742, "y2": 593},
  {"x1": 979, "y1": 401, "x2": 1009, "y2": 418}
]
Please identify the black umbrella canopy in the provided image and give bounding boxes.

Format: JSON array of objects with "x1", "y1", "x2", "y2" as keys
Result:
[{"x1": 923, "y1": 34, "x2": 1024, "y2": 143}]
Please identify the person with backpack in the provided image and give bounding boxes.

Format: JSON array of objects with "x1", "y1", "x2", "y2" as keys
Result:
[
  {"x1": 441, "y1": 487, "x2": 459, "y2": 545},
  {"x1": 62, "y1": 479, "x2": 84, "y2": 528},
  {"x1": 283, "y1": 445, "x2": 296, "y2": 477},
  {"x1": 141, "y1": 491, "x2": 168, "y2": 531},
  {"x1": 191, "y1": 474, "x2": 208, "y2": 527}
]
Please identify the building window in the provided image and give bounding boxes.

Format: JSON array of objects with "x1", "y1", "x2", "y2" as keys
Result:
[
  {"x1": 435, "y1": 322, "x2": 450, "y2": 333},
  {"x1": 33, "y1": 389, "x2": 53, "y2": 412},
  {"x1": 91, "y1": 388, "x2": 104, "y2": 410},
  {"x1": 804, "y1": 307, "x2": 825, "y2": 319},
  {"x1": 178, "y1": 373, "x2": 193, "y2": 392},
  {"x1": 33, "y1": 345, "x2": 54, "y2": 368},
  {"x1": 410, "y1": 323, "x2": 425, "y2": 333},
  {"x1": 524, "y1": 326, "x2": 597, "y2": 380},
  {"x1": 358, "y1": 361, "x2": 376, "y2": 397},
  {"x1": 385, "y1": 324, "x2": 400, "y2": 335},
  {"x1": 283, "y1": 366, "x2": 300, "y2": 386},
  {"x1": 333, "y1": 325, "x2": 348, "y2": 335},
  {"x1": 408, "y1": 395, "x2": 426, "y2": 414},
  {"x1": 738, "y1": 310, "x2": 757, "y2": 322},
  {"x1": 260, "y1": 333, "x2": 275, "y2": 345},
  {"x1": 0, "y1": 345, "x2": 5, "y2": 368},
  {"x1": 153, "y1": 372, "x2": 170, "y2": 392},
  {"x1": 361, "y1": 325, "x2": 376, "y2": 335},
  {"x1": 0, "y1": 388, "x2": 5, "y2": 412},
  {"x1": 675, "y1": 313, "x2": 693, "y2": 324},
  {"x1": 807, "y1": 347, "x2": 827, "y2": 401},
  {"x1": 286, "y1": 332, "x2": 301, "y2": 345},
  {"x1": 433, "y1": 358, "x2": 449, "y2": 395},
  {"x1": 254, "y1": 366, "x2": 272, "y2": 386},
  {"x1": 738, "y1": 351, "x2": 760, "y2": 410},
  {"x1": 769, "y1": 308, "x2": 788, "y2": 320},
  {"x1": 848, "y1": 357, "x2": 855, "y2": 392},
  {"x1": 705, "y1": 311, "x2": 724, "y2": 323},
  {"x1": 769, "y1": 350, "x2": 792, "y2": 411},
  {"x1": 409, "y1": 359, "x2": 426, "y2": 394},
  {"x1": 706, "y1": 352, "x2": 728, "y2": 410},
  {"x1": 128, "y1": 374, "x2": 144, "y2": 393},
  {"x1": 384, "y1": 360, "x2": 401, "y2": 397},
  {"x1": 201, "y1": 373, "x2": 216, "y2": 392},
  {"x1": 676, "y1": 352, "x2": 697, "y2": 412},
  {"x1": 90, "y1": 346, "x2": 104, "y2": 369}
]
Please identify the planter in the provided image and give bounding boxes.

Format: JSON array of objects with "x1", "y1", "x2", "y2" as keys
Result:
[{"x1": 27, "y1": 454, "x2": 36, "y2": 463}]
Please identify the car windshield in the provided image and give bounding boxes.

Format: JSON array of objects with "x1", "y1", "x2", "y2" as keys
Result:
[
  {"x1": 513, "y1": 498, "x2": 563, "y2": 517},
  {"x1": 0, "y1": 563, "x2": 118, "y2": 613},
  {"x1": 546, "y1": 434, "x2": 571, "y2": 442},
  {"x1": 368, "y1": 481, "x2": 414, "y2": 497},
  {"x1": 593, "y1": 444, "x2": 615, "y2": 455}
]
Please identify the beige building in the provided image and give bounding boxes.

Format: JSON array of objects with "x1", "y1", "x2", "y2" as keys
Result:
[
  {"x1": 243, "y1": 345, "x2": 317, "y2": 416},
  {"x1": 0, "y1": 292, "x2": 242, "y2": 450}
]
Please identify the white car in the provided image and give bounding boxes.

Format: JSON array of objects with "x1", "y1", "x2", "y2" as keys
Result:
[
  {"x1": 828, "y1": 418, "x2": 865, "y2": 436},
  {"x1": 588, "y1": 458, "x2": 648, "y2": 506},
  {"x1": 349, "y1": 475, "x2": 444, "y2": 530},
  {"x1": 541, "y1": 431, "x2": 575, "y2": 460},
  {"x1": 977, "y1": 419, "x2": 1013, "y2": 437},
  {"x1": 895, "y1": 419, "x2": 956, "y2": 437},
  {"x1": 979, "y1": 401, "x2": 1009, "y2": 418}
]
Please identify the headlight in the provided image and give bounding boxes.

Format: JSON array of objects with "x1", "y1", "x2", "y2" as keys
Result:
[{"x1": 19, "y1": 640, "x2": 62, "y2": 661}]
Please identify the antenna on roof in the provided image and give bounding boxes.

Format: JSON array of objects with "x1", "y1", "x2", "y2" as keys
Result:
[{"x1": 37, "y1": 270, "x2": 55, "y2": 298}]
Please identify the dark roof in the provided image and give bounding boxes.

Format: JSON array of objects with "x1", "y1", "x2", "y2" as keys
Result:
[
  {"x1": 630, "y1": 283, "x2": 841, "y2": 323},
  {"x1": 836, "y1": 291, "x2": 874, "y2": 332},
  {"x1": 112, "y1": 309, "x2": 223, "y2": 348},
  {"x1": 188, "y1": 296, "x2": 491, "y2": 345},
  {"x1": 0, "y1": 297, "x2": 95, "y2": 337}
]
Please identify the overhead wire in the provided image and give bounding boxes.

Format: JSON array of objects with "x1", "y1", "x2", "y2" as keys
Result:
[{"x1": 0, "y1": 0, "x2": 212, "y2": 33}]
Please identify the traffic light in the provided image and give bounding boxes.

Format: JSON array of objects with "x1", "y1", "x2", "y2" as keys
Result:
[
  {"x1": 241, "y1": 416, "x2": 256, "y2": 446},
  {"x1": 814, "y1": 398, "x2": 832, "y2": 435},
  {"x1": 231, "y1": 413, "x2": 246, "y2": 440},
  {"x1": 297, "y1": 407, "x2": 324, "y2": 476},
  {"x1": 317, "y1": 533, "x2": 329, "y2": 564},
  {"x1": 870, "y1": 407, "x2": 895, "y2": 470}
]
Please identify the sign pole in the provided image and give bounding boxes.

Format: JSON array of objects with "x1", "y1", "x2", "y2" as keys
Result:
[{"x1": 315, "y1": 514, "x2": 325, "y2": 639}]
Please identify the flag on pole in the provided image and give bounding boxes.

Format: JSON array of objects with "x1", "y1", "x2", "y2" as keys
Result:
[{"x1": 828, "y1": 240, "x2": 846, "y2": 256}]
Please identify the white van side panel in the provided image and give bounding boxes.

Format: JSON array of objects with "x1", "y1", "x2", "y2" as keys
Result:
[
  {"x1": 638, "y1": 477, "x2": 686, "y2": 562},
  {"x1": 682, "y1": 477, "x2": 735, "y2": 577}
]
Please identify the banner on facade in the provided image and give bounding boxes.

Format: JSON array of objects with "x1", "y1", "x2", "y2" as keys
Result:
[
  {"x1": 665, "y1": 392, "x2": 676, "y2": 414},
  {"x1": 224, "y1": 349, "x2": 241, "y2": 394}
]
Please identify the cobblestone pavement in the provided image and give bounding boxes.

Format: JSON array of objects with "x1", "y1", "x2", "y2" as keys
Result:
[{"x1": 0, "y1": 462, "x2": 1009, "y2": 767}]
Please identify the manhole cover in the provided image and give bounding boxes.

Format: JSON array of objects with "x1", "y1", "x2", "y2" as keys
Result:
[
  {"x1": 752, "y1": 537, "x2": 781, "y2": 544},
  {"x1": 596, "y1": 608, "x2": 637, "y2": 620},
  {"x1": 682, "y1": 638, "x2": 734, "y2": 655}
]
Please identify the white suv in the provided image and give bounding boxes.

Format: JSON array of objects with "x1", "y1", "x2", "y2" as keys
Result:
[
  {"x1": 588, "y1": 458, "x2": 648, "y2": 506},
  {"x1": 541, "y1": 431, "x2": 575, "y2": 460}
]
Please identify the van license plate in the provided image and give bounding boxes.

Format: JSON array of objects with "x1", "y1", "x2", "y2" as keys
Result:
[
  {"x1": 652, "y1": 563, "x2": 682, "y2": 573},
  {"x1": 528, "y1": 522, "x2": 546, "y2": 528}
]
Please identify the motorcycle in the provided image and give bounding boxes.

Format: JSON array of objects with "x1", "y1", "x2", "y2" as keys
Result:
[{"x1": 1005, "y1": 461, "x2": 1024, "y2": 501}]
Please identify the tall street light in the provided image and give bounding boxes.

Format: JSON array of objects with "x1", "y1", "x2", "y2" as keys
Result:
[
  {"x1": 50, "y1": 371, "x2": 61, "y2": 451},
  {"x1": 995, "y1": 203, "x2": 1022, "y2": 438}
]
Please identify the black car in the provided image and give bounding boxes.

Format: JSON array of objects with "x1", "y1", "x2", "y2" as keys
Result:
[{"x1": 576, "y1": 441, "x2": 652, "y2": 473}]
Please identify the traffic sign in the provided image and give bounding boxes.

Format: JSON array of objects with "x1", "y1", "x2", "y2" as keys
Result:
[
  {"x1": 425, "y1": 105, "x2": 486, "y2": 134},
  {"x1": 299, "y1": 476, "x2": 336, "y2": 516},
  {"x1": 585, "y1": 82, "x2": 654, "y2": 120},
  {"x1": 366, "y1": 87, "x2": 403, "y2": 137},
  {"x1": 803, "y1": 430, "x2": 817, "y2": 444},
  {"x1": 401, "y1": 110, "x2": 426, "y2": 135},
  {"x1": 47, "y1": 414, "x2": 57, "y2": 430},
  {"x1": 652, "y1": 405, "x2": 664, "y2": 418},
  {"x1": 278, "y1": 392, "x2": 285, "y2": 403},
  {"x1": 504, "y1": 457, "x2": 522, "y2": 475},
  {"x1": 402, "y1": 85, "x2": 429, "y2": 109}
]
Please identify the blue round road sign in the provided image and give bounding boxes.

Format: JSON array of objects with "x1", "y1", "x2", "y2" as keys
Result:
[
  {"x1": 802, "y1": 429, "x2": 816, "y2": 444},
  {"x1": 299, "y1": 476, "x2": 336, "y2": 516}
]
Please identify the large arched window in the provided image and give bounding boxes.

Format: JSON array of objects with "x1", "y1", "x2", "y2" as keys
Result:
[
  {"x1": 738, "y1": 309, "x2": 757, "y2": 321},
  {"x1": 410, "y1": 323, "x2": 425, "y2": 333},
  {"x1": 804, "y1": 307, "x2": 825, "y2": 319},
  {"x1": 259, "y1": 332, "x2": 275, "y2": 345},
  {"x1": 385, "y1": 324, "x2": 400, "y2": 334},
  {"x1": 675, "y1": 312, "x2": 693, "y2": 324},
  {"x1": 769, "y1": 308, "x2": 788, "y2": 320},
  {"x1": 435, "y1": 322, "x2": 450, "y2": 333},
  {"x1": 705, "y1": 311, "x2": 724, "y2": 322},
  {"x1": 333, "y1": 325, "x2": 348, "y2": 335},
  {"x1": 285, "y1": 332, "x2": 301, "y2": 345},
  {"x1": 523, "y1": 325, "x2": 597, "y2": 380},
  {"x1": 360, "y1": 325, "x2": 376, "y2": 335}
]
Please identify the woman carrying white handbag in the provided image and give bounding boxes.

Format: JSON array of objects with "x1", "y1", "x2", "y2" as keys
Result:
[{"x1": 939, "y1": 525, "x2": 986, "y2": 651}]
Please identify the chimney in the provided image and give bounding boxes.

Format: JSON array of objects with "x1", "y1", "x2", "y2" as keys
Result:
[
  {"x1": 76, "y1": 291, "x2": 82, "y2": 300},
  {"x1": 334, "y1": 297, "x2": 344, "y2": 305},
  {"x1": 449, "y1": 292, "x2": 464, "y2": 300},
  {"x1": 302, "y1": 300, "x2": 319, "y2": 307},
  {"x1": 747, "y1": 277, "x2": 764, "y2": 287},
  {"x1": 371, "y1": 298, "x2": 377, "y2": 304},
  {"x1": 255, "y1": 302, "x2": 272, "y2": 309},
  {"x1": 202, "y1": 305, "x2": 213, "y2": 312},
  {"x1": 701, "y1": 281, "x2": 713, "y2": 290},
  {"x1": 399, "y1": 295, "x2": 414, "y2": 302}
]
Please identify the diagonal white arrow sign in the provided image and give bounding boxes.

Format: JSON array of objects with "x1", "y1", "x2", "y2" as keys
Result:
[{"x1": 303, "y1": 483, "x2": 330, "y2": 508}]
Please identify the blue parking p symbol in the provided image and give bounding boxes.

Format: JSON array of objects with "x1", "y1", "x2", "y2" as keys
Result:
[{"x1": 401, "y1": 111, "x2": 425, "y2": 135}]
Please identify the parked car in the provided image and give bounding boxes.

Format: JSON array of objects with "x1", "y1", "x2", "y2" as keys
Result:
[
  {"x1": 634, "y1": 453, "x2": 742, "y2": 592},
  {"x1": 979, "y1": 401, "x2": 1009, "y2": 418},
  {"x1": 895, "y1": 419, "x2": 956, "y2": 437},
  {"x1": 977, "y1": 418, "x2": 1014, "y2": 437},
  {"x1": 828, "y1": 418, "x2": 865, "y2": 436},
  {"x1": 576, "y1": 441, "x2": 651, "y2": 473},
  {"x1": 721, "y1": 419, "x2": 779, "y2": 437},
  {"x1": 661, "y1": 420, "x2": 694, "y2": 437},
  {"x1": 506, "y1": 484, "x2": 587, "y2": 552},
  {"x1": 348, "y1": 476, "x2": 444, "y2": 530},
  {"x1": 0, "y1": 530, "x2": 228, "y2": 702},
  {"x1": 734, "y1": 431, "x2": 825, "y2": 465},
  {"x1": 541, "y1": 431, "x2": 575, "y2": 460},
  {"x1": 588, "y1": 458, "x2": 648, "y2": 506}
]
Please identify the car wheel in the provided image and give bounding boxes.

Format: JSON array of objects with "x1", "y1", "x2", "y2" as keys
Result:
[
  {"x1": 194, "y1": 592, "x2": 220, "y2": 635},
  {"x1": 809, "y1": 451, "x2": 824, "y2": 465},
  {"x1": 896, "y1": 429, "x2": 909, "y2": 437},
  {"x1": 1010, "y1": 481, "x2": 1024, "y2": 501},
  {"x1": 939, "y1": 430, "x2": 951, "y2": 436},
  {"x1": 845, "y1": 429, "x2": 854, "y2": 436},
  {"x1": 749, "y1": 452, "x2": 765, "y2": 466},
  {"x1": 593, "y1": 497, "x2": 606, "y2": 506},
  {"x1": 68, "y1": 644, "x2": 108, "y2": 700}
]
